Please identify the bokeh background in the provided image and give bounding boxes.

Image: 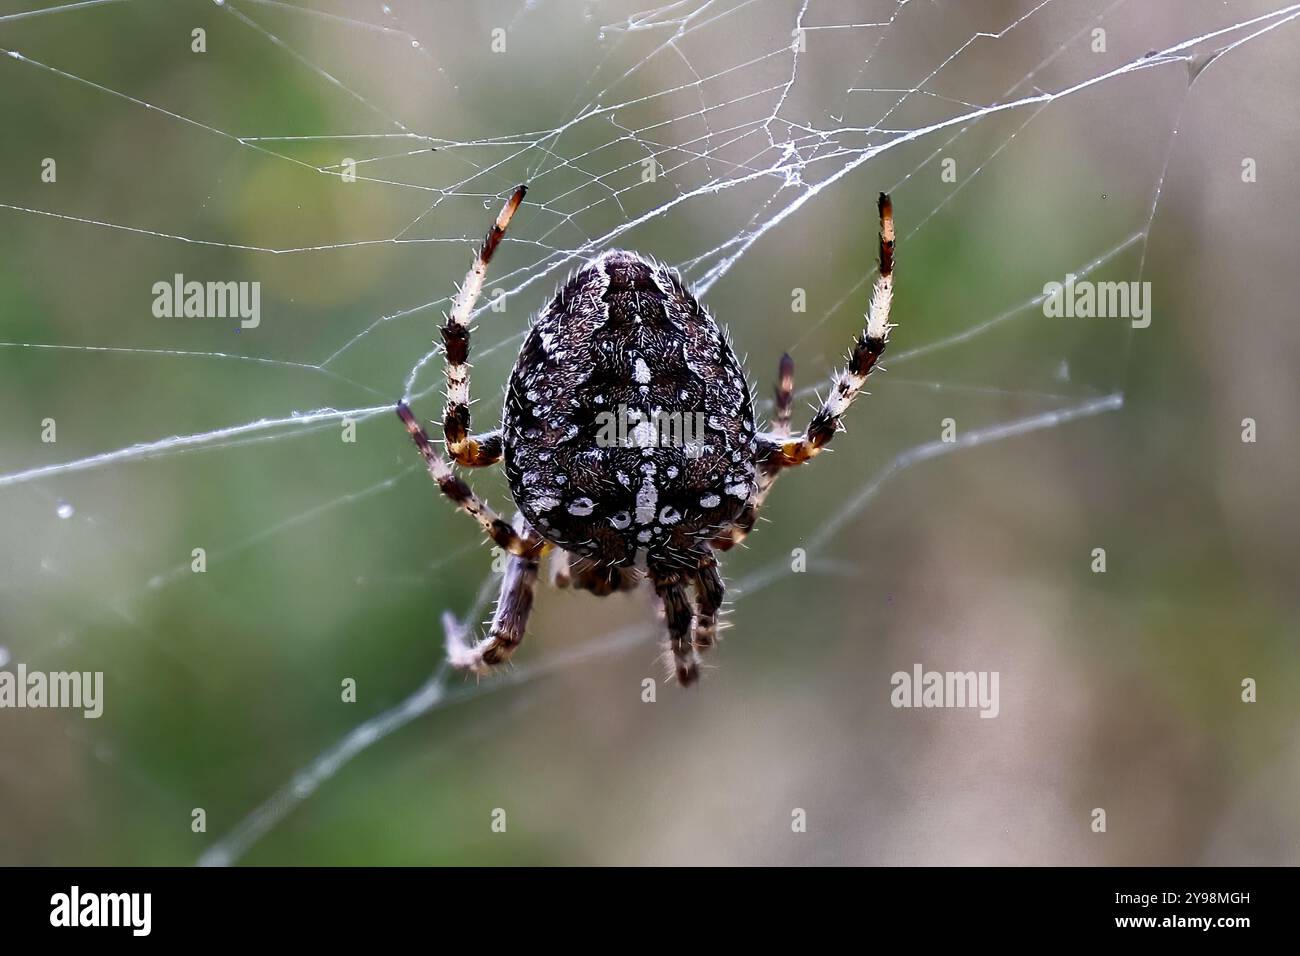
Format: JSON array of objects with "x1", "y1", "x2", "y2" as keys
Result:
[{"x1": 1, "y1": 0, "x2": 1297, "y2": 865}]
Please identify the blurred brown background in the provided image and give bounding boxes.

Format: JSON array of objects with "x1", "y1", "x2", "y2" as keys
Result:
[{"x1": 0, "y1": 0, "x2": 1296, "y2": 865}]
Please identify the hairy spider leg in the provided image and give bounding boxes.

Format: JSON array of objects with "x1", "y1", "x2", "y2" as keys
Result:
[
  {"x1": 715, "y1": 194, "x2": 895, "y2": 552},
  {"x1": 441, "y1": 185, "x2": 527, "y2": 468},
  {"x1": 448, "y1": 544, "x2": 541, "y2": 675},
  {"x1": 396, "y1": 401, "x2": 541, "y2": 558},
  {"x1": 653, "y1": 572, "x2": 700, "y2": 686},
  {"x1": 775, "y1": 192, "x2": 895, "y2": 466}
]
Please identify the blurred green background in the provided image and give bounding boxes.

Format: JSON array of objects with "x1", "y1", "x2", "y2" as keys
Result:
[{"x1": 1, "y1": 0, "x2": 1297, "y2": 865}]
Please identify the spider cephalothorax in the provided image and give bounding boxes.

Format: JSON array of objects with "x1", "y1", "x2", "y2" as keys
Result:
[{"x1": 396, "y1": 185, "x2": 896, "y2": 685}]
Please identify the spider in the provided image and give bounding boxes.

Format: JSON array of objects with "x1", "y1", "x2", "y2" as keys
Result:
[{"x1": 396, "y1": 185, "x2": 896, "y2": 686}]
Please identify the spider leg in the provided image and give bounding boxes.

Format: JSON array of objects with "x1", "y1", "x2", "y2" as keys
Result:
[
  {"x1": 447, "y1": 429, "x2": 504, "y2": 468},
  {"x1": 448, "y1": 547, "x2": 540, "y2": 675},
  {"x1": 692, "y1": 553, "x2": 725, "y2": 652},
  {"x1": 771, "y1": 351, "x2": 795, "y2": 438},
  {"x1": 651, "y1": 571, "x2": 699, "y2": 686},
  {"x1": 441, "y1": 185, "x2": 527, "y2": 468},
  {"x1": 716, "y1": 194, "x2": 894, "y2": 552},
  {"x1": 773, "y1": 192, "x2": 895, "y2": 467},
  {"x1": 396, "y1": 402, "x2": 541, "y2": 558},
  {"x1": 715, "y1": 197, "x2": 894, "y2": 551}
]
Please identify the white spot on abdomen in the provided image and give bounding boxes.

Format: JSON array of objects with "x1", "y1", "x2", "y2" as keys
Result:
[{"x1": 635, "y1": 474, "x2": 658, "y2": 525}]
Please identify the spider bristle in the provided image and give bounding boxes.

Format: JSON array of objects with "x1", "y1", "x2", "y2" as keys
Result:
[{"x1": 656, "y1": 648, "x2": 679, "y2": 682}]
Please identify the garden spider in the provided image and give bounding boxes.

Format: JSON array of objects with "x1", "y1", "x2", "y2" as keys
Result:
[{"x1": 397, "y1": 186, "x2": 896, "y2": 685}]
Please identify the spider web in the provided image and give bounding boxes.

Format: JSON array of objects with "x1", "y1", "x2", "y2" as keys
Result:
[{"x1": 0, "y1": 0, "x2": 1295, "y2": 865}]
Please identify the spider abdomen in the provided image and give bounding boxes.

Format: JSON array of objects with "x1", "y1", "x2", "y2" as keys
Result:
[{"x1": 503, "y1": 250, "x2": 757, "y2": 568}]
